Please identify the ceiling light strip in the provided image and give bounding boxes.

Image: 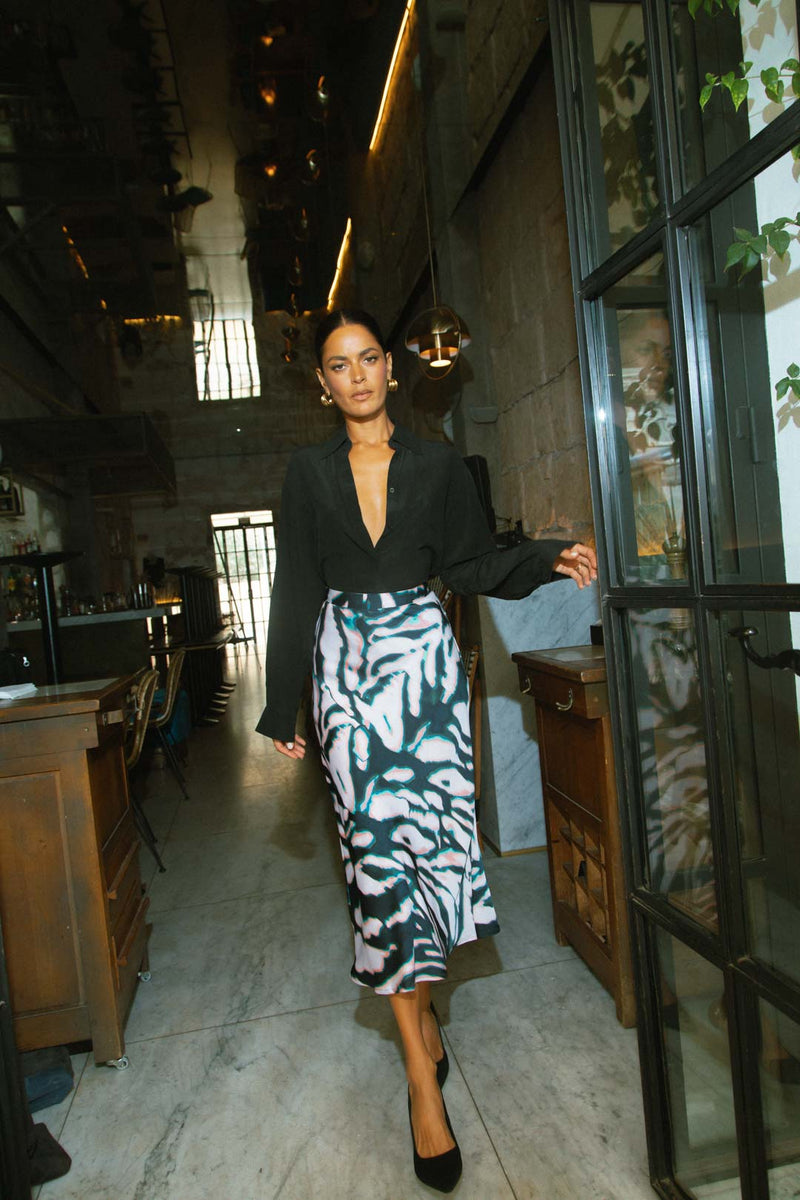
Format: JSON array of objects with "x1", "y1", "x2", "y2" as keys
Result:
[
  {"x1": 369, "y1": 0, "x2": 415, "y2": 152},
  {"x1": 327, "y1": 217, "x2": 353, "y2": 310}
]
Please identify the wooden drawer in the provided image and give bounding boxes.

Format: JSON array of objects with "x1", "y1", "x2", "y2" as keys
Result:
[
  {"x1": 102, "y1": 809, "x2": 137, "y2": 892},
  {"x1": 106, "y1": 839, "x2": 142, "y2": 939},
  {"x1": 112, "y1": 892, "x2": 150, "y2": 990},
  {"x1": 517, "y1": 666, "x2": 608, "y2": 720}
]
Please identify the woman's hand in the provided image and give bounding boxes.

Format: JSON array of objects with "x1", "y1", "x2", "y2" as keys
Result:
[
  {"x1": 273, "y1": 735, "x2": 307, "y2": 760},
  {"x1": 552, "y1": 543, "x2": 598, "y2": 589}
]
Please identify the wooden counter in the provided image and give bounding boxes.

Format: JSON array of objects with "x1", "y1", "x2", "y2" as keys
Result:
[{"x1": 0, "y1": 676, "x2": 151, "y2": 1065}]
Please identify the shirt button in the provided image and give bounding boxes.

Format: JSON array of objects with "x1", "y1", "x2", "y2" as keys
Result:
[{"x1": 389, "y1": 487, "x2": 395, "y2": 493}]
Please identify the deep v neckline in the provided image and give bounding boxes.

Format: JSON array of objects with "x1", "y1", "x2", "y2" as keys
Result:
[{"x1": 347, "y1": 445, "x2": 396, "y2": 550}]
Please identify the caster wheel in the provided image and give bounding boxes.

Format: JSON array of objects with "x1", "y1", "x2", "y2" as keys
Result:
[
  {"x1": 138, "y1": 970, "x2": 152, "y2": 982},
  {"x1": 106, "y1": 1055, "x2": 130, "y2": 1071}
]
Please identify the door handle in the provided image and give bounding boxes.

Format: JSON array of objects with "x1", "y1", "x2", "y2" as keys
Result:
[{"x1": 728, "y1": 626, "x2": 800, "y2": 677}]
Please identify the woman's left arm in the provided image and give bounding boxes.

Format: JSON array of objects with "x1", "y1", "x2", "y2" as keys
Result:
[{"x1": 439, "y1": 451, "x2": 596, "y2": 599}]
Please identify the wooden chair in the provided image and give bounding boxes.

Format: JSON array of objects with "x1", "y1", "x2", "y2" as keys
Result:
[
  {"x1": 124, "y1": 669, "x2": 165, "y2": 873},
  {"x1": 147, "y1": 647, "x2": 189, "y2": 800}
]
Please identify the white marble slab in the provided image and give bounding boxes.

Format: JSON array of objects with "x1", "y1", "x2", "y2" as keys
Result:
[
  {"x1": 477, "y1": 580, "x2": 600, "y2": 851},
  {"x1": 43, "y1": 999, "x2": 515, "y2": 1200},
  {"x1": 439, "y1": 959, "x2": 652, "y2": 1200},
  {"x1": 124, "y1": 881, "x2": 363, "y2": 1043}
]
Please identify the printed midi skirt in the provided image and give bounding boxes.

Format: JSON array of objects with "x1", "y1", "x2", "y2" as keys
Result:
[{"x1": 312, "y1": 585, "x2": 499, "y2": 994}]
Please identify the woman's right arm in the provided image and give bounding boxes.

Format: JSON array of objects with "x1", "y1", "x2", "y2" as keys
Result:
[{"x1": 255, "y1": 454, "x2": 327, "y2": 752}]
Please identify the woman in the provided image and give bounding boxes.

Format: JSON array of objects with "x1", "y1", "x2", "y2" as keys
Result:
[{"x1": 256, "y1": 308, "x2": 597, "y2": 1192}]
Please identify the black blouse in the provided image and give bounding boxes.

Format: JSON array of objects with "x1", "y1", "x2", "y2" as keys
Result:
[{"x1": 255, "y1": 423, "x2": 571, "y2": 741}]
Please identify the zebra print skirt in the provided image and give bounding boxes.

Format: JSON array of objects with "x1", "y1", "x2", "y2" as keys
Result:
[{"x1": 312, "y1": 585, "x2": 499, "y2": 994}]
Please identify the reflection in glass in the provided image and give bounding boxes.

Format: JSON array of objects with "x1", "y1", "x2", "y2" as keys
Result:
[
  {"x1": 719, "y1": 611, "x2": 800, "y2": 986},
  {"x1": 688, "y1": 150, "x2": 800, "y2": 586},
  {"x1": 656, "y1": 930, "x2": 741, "y2": 1199},
  {"x1": 585, "y1": 2, "x2": 661, "y2": 258},
  {"x1": 629, "y1": 609, "x2": 715, "y2": 928},
  {"x1": 603, "y1": 255, "x2": 687, "y2": 583},
  {"x1": 673, "y1": 0, "x2": 799, "y2": 190},
  {"x1": 759, "y1": 998, "x2": 800, "y2": 1195}
]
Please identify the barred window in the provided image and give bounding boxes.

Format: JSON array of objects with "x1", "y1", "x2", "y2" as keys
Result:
[{"x1": 194, "y1": 319, "x2": 260, "y2": 401}]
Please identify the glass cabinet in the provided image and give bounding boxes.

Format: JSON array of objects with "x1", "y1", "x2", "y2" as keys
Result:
[{"x1": 550, "y1": 1, "x2": 800, "y2": 1197}]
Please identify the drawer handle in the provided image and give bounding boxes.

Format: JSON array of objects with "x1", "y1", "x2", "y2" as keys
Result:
[
  {"x1": 555, "y1": 689, "x2": 574, "y2": 712},
  {"x1": 521, "y1": 677, "x2": 532, "y2": 694}
]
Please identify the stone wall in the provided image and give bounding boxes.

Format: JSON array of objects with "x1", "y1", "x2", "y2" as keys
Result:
[{"x1": 476, "y1": 52, "x2": 593, "y2": 545}]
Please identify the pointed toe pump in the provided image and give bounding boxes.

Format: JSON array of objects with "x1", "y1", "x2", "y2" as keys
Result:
[
  {"x1": 430, "y1": 1003, "x2": 450, "y2": 1088},
  {"x1": 407, "y1": 1089, "x2": 462, "y2": 1193}
]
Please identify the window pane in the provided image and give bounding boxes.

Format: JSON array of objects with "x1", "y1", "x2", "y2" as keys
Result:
[
  {"x1": 628, "y1": 609, "x2": 716, "y2": 930},
  {"x1": 194, "y1": 319, "x2": 260, "y2": 401},
  {"x1": 600, "y1": 253, "x2": 688, "y2": 584},
  {"x1": 656, "y1": 930, "x2": 741, "y2": 1199},
  {"x1": 759, "y1": 998, "x2": 800, "y2": 1196},
  {"x1": 672, "y1": 1, "x2": 800, "y2": 191},
  {"x1": 578, "y1": 1, "x2": 662, "y2": 263},
  {"x1": 686, "y1": 153, "x2": 800, "y2": 584},
  {"x1": 717, "y1": 610, "x2": 800, "y2": 987}
]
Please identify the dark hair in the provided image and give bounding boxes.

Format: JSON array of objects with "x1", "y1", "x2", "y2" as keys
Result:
[{"x1": 314, "y1": 308, "x2": 387, "y2": 368}]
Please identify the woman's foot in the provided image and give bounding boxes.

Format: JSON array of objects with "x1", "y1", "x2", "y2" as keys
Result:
[{"x1": 407, "y1": 1059, "x2": 455, "y2": 1159}]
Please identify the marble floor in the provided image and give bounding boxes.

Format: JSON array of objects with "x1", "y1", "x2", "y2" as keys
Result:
[{"x1": 35, "y1": 647, "x2": 654, "y2": 1200}]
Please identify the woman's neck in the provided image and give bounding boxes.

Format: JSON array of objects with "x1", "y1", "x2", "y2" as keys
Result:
[{"x1": 344, "y1": 411, "x2": 394, "y2": 448}]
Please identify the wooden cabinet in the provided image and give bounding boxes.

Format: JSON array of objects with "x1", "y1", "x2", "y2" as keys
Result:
[
  {"x1": 0, "y1": 677, "x2": 151, "y2": 1064},
  {"x1": 512, "y1": 646, "x2": 635, "y2": 1027}
]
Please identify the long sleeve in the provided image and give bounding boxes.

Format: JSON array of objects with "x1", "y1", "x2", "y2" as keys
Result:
[
  {"x1": 439, "y1": 449, "x2": 571, "y2": 599},
  {"x1": 255, "y1": 455, "x2": 327, "y2": 741}
]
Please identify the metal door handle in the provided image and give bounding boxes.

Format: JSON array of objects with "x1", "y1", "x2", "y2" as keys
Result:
[
  {"x1": 521, "y1": 677, "x2": 532, "y2": 694},
  {"x1": 555, "y1": 689, "x2": 574, "y2": 712},
  {"x1": 728, "y1": 627, "x2": 800, "y2": 677}
]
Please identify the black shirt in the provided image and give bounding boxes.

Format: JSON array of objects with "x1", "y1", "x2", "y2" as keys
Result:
[{"x1": 255, "y1": 423, "x2": 570, "y2": 741}]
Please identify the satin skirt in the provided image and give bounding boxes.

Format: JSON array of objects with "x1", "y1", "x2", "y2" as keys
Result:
[{"x1": 311, "y1": 585, "x2": 499, "y2": 994}]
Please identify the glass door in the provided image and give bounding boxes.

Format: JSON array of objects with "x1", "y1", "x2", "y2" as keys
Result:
[
  {"x1": 210, "y1": 510, "x2": 275, "y2": 645},
  {"x1": 549, "y1": 1, "x2": 800, "y2": 1196}
]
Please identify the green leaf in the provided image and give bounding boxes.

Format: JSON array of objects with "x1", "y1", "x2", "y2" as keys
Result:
[
  {"x1": 791, "y1": 380, "x2": 800, "y2": 397},
  {"x1": 700, "y1": 83, "x2": 715, "y2": 109},
  {"x1": 730, "y1": 77, "x2": 749, "y2": 109},
  {"x1": 725, "y1": 241, "x2": 749, "y2": 268},
  {"x1": 726, "y1": 0, "x2": 740, "y2": 11},
  {"x1": 734, "y1": 226, "x2": 754, "y2": 242},
  {"x1": 752, "y1": 233, "x2": 768, "y2": 255},
  {"x1": 769, "y1": 229, "x2": 792, "y2": 256},
  {"x1": 788, "y1": 362, "x2": 800, "y2": 377},
  {"x1": 689, "y1": 0, "x2": 704, "y2": 16},
  {"x1": 781, "y1": 58, "x2": 800, "y2": 71},
  {"x1": 793, "y1": 71, "x2": 800, "y2": 98},
  {"x1": 761, "y1": 67, "x2": 780, "y2": 86},
  {"x1": 775, "y1": 378, "x2": 792, "y2": 398},
  {"x1": 741, "y1": 247, "x2": 761, "y2": 275},
  {"x1": 793, "y1": 144, "x2": 800, "y2": 161},
  {"x1": 705, "y1": 72, "x2": 718, "y2": 85},
  {"x1": 740, "y1": 61, "x2": 753, "y2": 74},
  {"x1": 721, "y1": 71, "x2": 736, "y2": 92}
]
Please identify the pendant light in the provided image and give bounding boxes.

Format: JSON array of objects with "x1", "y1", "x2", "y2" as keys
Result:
[{"x1": 405, "y1": 152, "x2": 470, "y2": 379}]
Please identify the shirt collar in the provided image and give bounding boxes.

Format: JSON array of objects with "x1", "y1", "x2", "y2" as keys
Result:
[{"x1": 316, "y1": 422, "x2": 423, "y2": 458}]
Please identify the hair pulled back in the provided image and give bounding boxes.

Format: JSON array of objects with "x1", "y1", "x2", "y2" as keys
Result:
[{"x1": 314, "y1": 308, "x2": 387, "y2": 368}]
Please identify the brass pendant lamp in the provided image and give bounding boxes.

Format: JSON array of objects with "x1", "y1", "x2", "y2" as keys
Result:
[{"x1": 405, "y1": 153, "x2": 470, "y2": 379}]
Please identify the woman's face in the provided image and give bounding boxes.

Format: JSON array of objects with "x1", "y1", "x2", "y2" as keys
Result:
[{"x1": 316, "y1": 323, "x2": 393, "y2": 421}]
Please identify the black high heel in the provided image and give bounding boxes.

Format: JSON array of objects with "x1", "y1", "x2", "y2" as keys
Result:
[
  {"x1": 407, "y1": 1087, "x2": 462, "y2": 1193},
  {"x1": 429, "y1": 1003, "x2": 449, "y2": 1088}
]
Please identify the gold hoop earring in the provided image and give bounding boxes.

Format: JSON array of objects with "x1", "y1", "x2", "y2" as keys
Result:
[
  {"x1": 387, "y1": 377, "x2": 399, "y2": 393},
  {"x1": 320, "y1": 391, "x2": 334, "y2": 407}
]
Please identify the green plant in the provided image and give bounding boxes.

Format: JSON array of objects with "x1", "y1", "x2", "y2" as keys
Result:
[
  {"x1": 775, "y1": 364, "x2": 800, "y2": 429},
  {"x1": 691, "y1": 0, "x2": 800, "y2": 419}
]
